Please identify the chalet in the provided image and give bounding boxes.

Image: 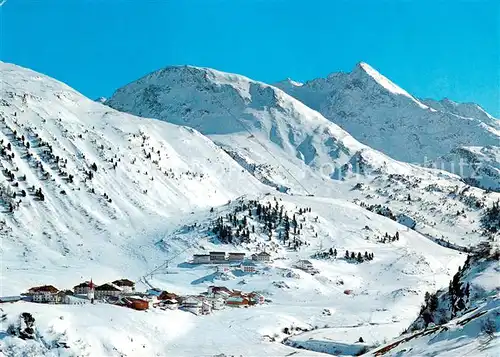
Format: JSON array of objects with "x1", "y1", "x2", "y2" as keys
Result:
[
  {"x1": 240, "y1": 261, "x2": 257, "y2": 273},
  {"x1": 73, "y1": 281, "x2": 93, "y2": 295},
  {"x1": 294, "y1": 259, "x2": 314, "y2": 270},
  {"x1": 159, "y1": 291, "x2": 179, "y2": 301},
  {"x1": 248, "y1": 292, "x2": 265, "y2": 305},
  {"x1": 0, "y1": 296, "x2": 21, "y2": 304},
  {"x1": 29, "y1": 285, "x2": 60, "y2": 303},
  {"x1": 112, "y1": 279, "x2": 135, "y2": 293},
  {"x1": 207, "y1": 286, "x2": 232, "y2": 298},
  {"x1": 226, "y1": 295, "x2": 250, "y2": 307},
  {"x1": 209, "y1": 251, "x2": 226, "y2": 263},
  {"x1": 95, "y1": 283, "x2": 122, "y2": 299},
  {"x1": 227, "y1": 253, "x2": 245, "y2": 262},
  {"x1": 180, "y1": 296, "x2": 203, "y2": 315},
  {"x1": 252, "y1": 251, "x2": 271, "y2": 262},
  {"x1": 193, "y1": 254, "x2": 210, "y2": 264}
]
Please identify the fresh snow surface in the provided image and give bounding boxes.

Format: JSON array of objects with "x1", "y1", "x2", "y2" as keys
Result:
[
  {"x1": 368, "y1": 256, "x2": 500, "y2": 357},
  {"x1": 0, "y1": 62, "x2": 498, "y2": 357}
]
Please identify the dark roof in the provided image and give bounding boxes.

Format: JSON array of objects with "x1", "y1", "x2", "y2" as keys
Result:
[
  {"x1": 298, "y1": 259, "x2": 312, "y2": 264},
  {"x1": 73, "y1": 281, "x2": 92, "y2": 288},
  {"x1": 257, "y1": 252, "x2": 270, "y2": 256},
  {"x1": 28, "y1": 285, "x2": 59, "y2": 293},
  {"x1": 159, "y1": 291, "x2": 179, "y2": 300},
  {"x1": 210, "y1": 251, "x2": 226, "y2": 255},
  {"x1": 112, "y1": 279, "x2": 135, "y2": 287},
  {"x1": 228, "y1": 252, "x2": 245, "y2": 256},
  {"x1": 95, "y1": 283, "x2": 121, "y2": 291}
]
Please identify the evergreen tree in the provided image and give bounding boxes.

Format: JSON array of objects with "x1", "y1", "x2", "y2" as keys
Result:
[
  {"x1": 424, "y1": 291, "x2": 431, "y2": 305},
  {"x1": 429, "y1": 294, "x2": 439, "y2": 311}
]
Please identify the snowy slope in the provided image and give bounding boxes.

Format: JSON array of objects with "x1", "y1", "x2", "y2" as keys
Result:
[
  {"x1": 367, "y1": 249, "x2": 499, "y2": 357},
  {"x1": 106, "y1": 65, "x2": 423, "y2": 195},
  {"x1": 106, "y1": 64, "x2": 500, "y2": 249},
  {"x1": 0, "y1": 193, "x2": 466, "y2": 356},
  {"x1": 429, "y1": 146, "x2": 500, "y2": 192},
  {"x1": 421, "y1": 98, "x2": 499, "y2": 129},
  {"x1": 274, "y1": 62, "x2": 500, "y2": 165},
  {"x1": 0, "y1": 61, "x2": 265, "y2": 295}
]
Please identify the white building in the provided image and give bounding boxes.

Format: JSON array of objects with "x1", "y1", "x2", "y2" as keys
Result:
[
  {"x1": 294, "y1": 259, "x2": 314, "y2": 270},
  {"x1": 206, "y1": 296, "x2": 225, "y2": 310},
  {"x1": 112, "y1": 279, "x2": 135, "y2": 293},
  {"x1": 73, "y1": 281, "x2": 93, "y2": 295},
  {"x1": 240, "y1": 261, "x2": 257, "y2": 273},
  {"x1": 95, "y1": 283, "x2": 122, "y2": 299},
  {"x1": 252, "y1": 252, "x2": 271, "y2": 262},
  {"x1": 180, "y1": 296, "x2": 203, "y2": 315},
  {"x1": 29, "y1": 285, "x2": 61, "y2": 304}
]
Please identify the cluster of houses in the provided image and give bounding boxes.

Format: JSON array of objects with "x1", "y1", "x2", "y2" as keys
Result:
[
  {"x1": 1, "y1": 278, "x2": 265, "y2": 317},
  {"x1": 150, "y1": 285, "x2": 265, "y2": 315},
  {"x1": 19, "y1": 279, "x2": 144, "y2": 308}
]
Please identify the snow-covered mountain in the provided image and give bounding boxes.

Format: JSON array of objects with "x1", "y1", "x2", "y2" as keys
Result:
[
  {"x1": 106, "y1": 64, "x2": 499, "y2": 247},
  {"x1": 106, "y1": 64, "x2": 463, "y2": 196},
  {"x1": 106, "y1": 65, "x2": 394, "y2": 194},
  {"x1": 421, "y1": 98, "x2": 499, "y2": 129},
  {"x1": 273, "y1": 62, "x2": 499, "y2": 166},
  {"x1": 1, "y1": 62, "x2": 498, "y2": 357}
]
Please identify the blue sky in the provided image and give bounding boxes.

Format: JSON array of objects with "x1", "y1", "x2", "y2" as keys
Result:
[{"x1": 1, "y1": 0, "x2": 499, "y2": 116}]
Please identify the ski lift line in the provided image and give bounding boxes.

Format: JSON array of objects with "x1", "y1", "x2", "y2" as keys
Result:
[
  {"x1": 136, "y1": 239, "x2": 200, "y2": 284},
  {"x1": 182, "y1": 66, "x2": 313, "y2": 196}
]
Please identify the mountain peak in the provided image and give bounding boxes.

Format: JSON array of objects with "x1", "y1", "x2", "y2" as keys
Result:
[
  {"x1": 273, "y1": 77, "x2": 304, "y2": 90},
  {"x1": 353, "y1": 62, "x2": 424, "y2": 104}
]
